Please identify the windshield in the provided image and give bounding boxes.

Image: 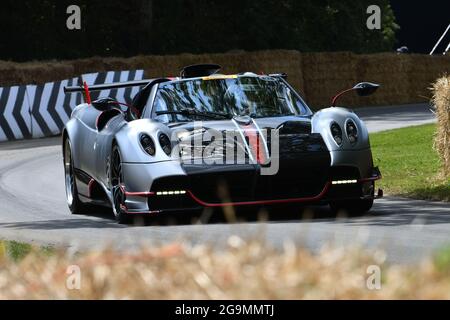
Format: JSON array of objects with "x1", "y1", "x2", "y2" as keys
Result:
[{"x1": 151, "y1": 76, "x2": 310, "y2": 123}]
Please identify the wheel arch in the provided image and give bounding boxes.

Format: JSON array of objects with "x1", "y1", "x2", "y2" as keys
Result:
[{"x1": 62, "y1": 119, "x2": 80, "y2": 168}]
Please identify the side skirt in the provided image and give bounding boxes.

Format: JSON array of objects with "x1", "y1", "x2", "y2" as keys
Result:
[{"x1": 73, "y1": 168, "x2": 112, "y2": 208}]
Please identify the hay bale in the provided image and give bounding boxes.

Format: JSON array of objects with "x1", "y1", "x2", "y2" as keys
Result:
[
  {"x1": 356, "y1": 53, "x2": 412, "y2": 106},
  {"x1": 432, "y1": 75, "x2": 450, "y2": 176},
  {"x1": 0, "y1": 51, "x2": 449, "y2": 111},
  {"x1": 301, "y1": 52, "x2": 358, "y2": 108},
  {"x1": 0, "y1": 61, "x2": 74, "y2": 85}
]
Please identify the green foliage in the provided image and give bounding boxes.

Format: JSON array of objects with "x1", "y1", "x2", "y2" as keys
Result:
[
  {"x1": 4, "y1": 241, "x2": 32, "y2": 262},
  {"x1": 0, "y1": 0, "x2": 398, "y2": 61},
  {"x1": 0, "y1": 240, "x2": 55, "y2": 262}
]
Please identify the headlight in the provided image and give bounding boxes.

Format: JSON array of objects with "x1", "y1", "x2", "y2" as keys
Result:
[
  {"x1": 330, "y1": 122, "x2": 343, "y2": 146},
  {"x1": 139, "y1": 134, "x2": 156, "y2": 156},
  {"x1": 346, "y1": 120, "x2": 358, "y2": 145},
  {"x1": 158, "y1": 133, "x2": 172, "y2": 156}
]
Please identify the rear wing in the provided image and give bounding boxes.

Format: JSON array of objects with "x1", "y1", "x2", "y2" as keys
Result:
[
  {"x1": 63, "y1": 79, "x2": 154, "y2": 104},
  {"x1": 63, "y1": 79, "x2": 153, "y2": 94}
]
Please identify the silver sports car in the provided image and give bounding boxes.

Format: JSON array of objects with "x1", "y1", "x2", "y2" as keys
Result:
[{"x1": 62, "y1": 64, "x2": 382, "y2": 223}]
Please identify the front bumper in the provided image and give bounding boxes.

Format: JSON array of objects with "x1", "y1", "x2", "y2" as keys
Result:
[{"x1": 119, "y1": 162, "x2": 382, "y2": 214}]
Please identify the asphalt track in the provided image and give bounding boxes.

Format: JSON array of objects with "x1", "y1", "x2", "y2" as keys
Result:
[{"x1": 0, "y1": 103, "x2": 448, "y2": 264}]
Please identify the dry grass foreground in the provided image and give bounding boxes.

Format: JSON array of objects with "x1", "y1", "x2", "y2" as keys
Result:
[
  {"x1": 433, "y1": 75, "x2": 450, "y2": 177},
  {"x1": 1, "y1": 238, "x2": 450, "y2": 299},
  {"x1": 1, "y1": 50, "x2": 449, "y2": 108}
]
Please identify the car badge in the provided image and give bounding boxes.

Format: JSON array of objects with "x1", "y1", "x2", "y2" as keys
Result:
[{"x1": 233, "y1": 115, "x2": 252, "y2": 125}]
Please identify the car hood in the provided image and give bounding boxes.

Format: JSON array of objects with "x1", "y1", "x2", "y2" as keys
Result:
[
  {"x1": 167, "y1": 115, "x2": 313, "y2": 136},
  {"x1": 164, "y1": 115, "x2": 325, "y2": 165}
]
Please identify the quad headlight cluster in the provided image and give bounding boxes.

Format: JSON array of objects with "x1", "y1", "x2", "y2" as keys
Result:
[
  {"x1": 140, "y1": 133, "x2": 172, "y2": 156},
  {"x1": 330, "y1": 119, "x2": 358, "y2": 146}
]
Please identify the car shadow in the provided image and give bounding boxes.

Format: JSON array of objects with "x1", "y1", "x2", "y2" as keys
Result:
[
  {"x1": 0, "y1": 206, "x2": 122, "y2": 230},
  {"x1": 134, "y1": 197, "x2": 450, "y2": 227},
  {"x1": 1, "y1": 197, "x2": 449, "y2": 230},
  {"x1": 340, "y1": 197, "x2": 450, "y2": 227},
  {"x1": 0, "y1": 217, "x2": 124, "y2": 230},
  {"x1": 133, "y1": 204, "x2": 350, "y2": 227}
]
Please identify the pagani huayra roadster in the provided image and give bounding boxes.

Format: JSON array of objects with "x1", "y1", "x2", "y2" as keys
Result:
[{"x1": 62, "y1": 64, "x2": 382, "y2": 223}]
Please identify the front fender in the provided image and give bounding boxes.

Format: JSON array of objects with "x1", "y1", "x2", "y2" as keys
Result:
[
  {"x1": 311, "y1": 107, "x2": 370, "y2": 152},
  {"x1": 113, "y1": 119, "x2": 179, "y2": 163},
  {"x1": 312, "y1": 107, "x2": 373, "y2": 178}
]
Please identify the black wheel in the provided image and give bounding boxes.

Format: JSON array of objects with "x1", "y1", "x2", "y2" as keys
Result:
[
  {"x1": 329, "y1": 181, "x2": 375, "y2": 216},
  {"x1": 111, "y1": 144, "x2": 131, "y2": 224},
  {"x1": 329, "y1": 198, "x2": 373, "y2": 216},
  {"x1": 63, "y1": 138, "x2": 88, "y2": 214}
]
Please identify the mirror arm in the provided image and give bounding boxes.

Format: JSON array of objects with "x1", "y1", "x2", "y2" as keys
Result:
[{"x1": 331, "y1": 88, "x2": 355, "y2": 107}]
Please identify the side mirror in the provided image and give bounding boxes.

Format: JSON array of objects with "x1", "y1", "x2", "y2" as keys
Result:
[
  {"x1": 92, "y1": 98, "x2": 121, "y2": 111},
  {"x1": 331, "y1": 82, "x2": 380, "y2": 107},
  {"x1": 353, "y1": 82, "x2": 380, "y2": 97}
]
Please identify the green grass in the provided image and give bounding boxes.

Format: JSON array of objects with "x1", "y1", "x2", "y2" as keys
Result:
[
  {"x1": 0, "y1": 240, "x2": 53, "y2": 262},
  {"x1": 370, "y1": 124, "x2": 450, "y2": 201},
  {"x1": 434, "y1": 245, "x2": 450, "y2": 273}
]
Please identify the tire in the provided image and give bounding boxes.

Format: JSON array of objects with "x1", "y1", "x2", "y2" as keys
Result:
[
  {"x1": 329, "y1": 198, "x2": 374, "y2": 216},
  {"x1": 63, "y1": 138, "x2": 89, "y2": 214},
  {"x1": 111, "y1": 144, "x2": 131, "y2": 224}
]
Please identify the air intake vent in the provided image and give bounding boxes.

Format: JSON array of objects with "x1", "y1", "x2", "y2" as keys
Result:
[{"x1": 180, "y1": 64, "x2": 222, "y2": 78}]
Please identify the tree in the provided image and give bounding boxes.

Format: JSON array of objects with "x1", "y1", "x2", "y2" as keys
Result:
[{"x1": 0, "y1": 0, "x2": 398, "y2": 61}]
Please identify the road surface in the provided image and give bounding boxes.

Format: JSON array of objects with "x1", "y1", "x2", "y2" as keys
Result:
[
  {"x1": 0, "y1": 103, "x2": 447, "y2": 264},
  {"x1": 357, "y1": 103, "x2": 436, "y2": 133}
]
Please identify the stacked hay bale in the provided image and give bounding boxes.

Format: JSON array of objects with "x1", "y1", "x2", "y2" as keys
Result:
[
  {"x1": 0, "y1": 60, "x2": 74, "y2": 85},
  {"x1": 432, "y1": 75, "x2": 450, "y2": 176},
  {"x1": 130, "y1": 49, "x2": 305, "y2": 94},
  {"x1": 126, "y1": 50, "x2": 307, "y2": 104},
  {"x1": 356, "y1": 53, "x2": 412, "y2": 106},
  {"x1": 0, "y1": 51, "x2": 449, "y2": 110},
  {"x1": 301, "y1": 52, "x2": 358, "y2": 108},
  {"x1": 409, "y1": 55, "x2": 450, "y2": 104}
]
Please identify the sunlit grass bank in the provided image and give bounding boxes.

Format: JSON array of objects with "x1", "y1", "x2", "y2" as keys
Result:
[{"x1": 371, "y1": 124, "x2": 449, "y2": 201}]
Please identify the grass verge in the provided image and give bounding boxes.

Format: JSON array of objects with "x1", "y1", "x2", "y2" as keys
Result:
[
  {"x1": 0, "y1": 240, "x2": 53, "y2": 262},
  {"x1": 371, "y1": 124, "x2": 449, "y2": 201}
]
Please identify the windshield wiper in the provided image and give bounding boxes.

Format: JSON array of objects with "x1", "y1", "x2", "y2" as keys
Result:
[{"x1": 156, "y1": 108, "x2": 232, "y2": 120}]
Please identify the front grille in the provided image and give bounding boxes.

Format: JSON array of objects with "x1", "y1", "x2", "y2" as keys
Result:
[
  {"x1": 329, "y1": 166, "x2": 361, "y2": 180},
  {"x1": 183, "y1": 150, "x2": 330, "y2": 204},
  {"x1": 148, "y1": 194, "x2": 199, "y2": 211}
]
